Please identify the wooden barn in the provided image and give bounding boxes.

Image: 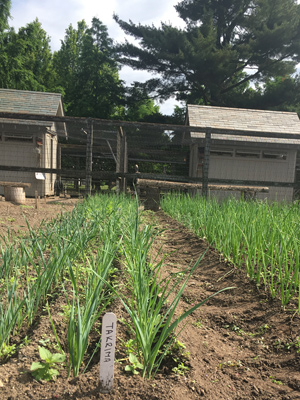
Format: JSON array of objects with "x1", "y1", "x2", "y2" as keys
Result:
[
  {"x1": 186, "y1": 105, "x2": 300, "y2": 201},
  {"x1": 0, "y1": 89, "x2": 66, "y2": 197}
]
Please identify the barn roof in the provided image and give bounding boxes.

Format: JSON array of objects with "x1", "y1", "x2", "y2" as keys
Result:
[{"x1": 187, "y1": 105, "x2": 300, "y2": 146}]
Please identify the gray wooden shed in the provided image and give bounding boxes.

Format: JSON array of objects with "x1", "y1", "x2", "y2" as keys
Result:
[
  {"x1": 0, "y1": 89, "x2": 66, "y2": 197},
  {"x1": 186, "y1": 105, "x2": 300, "y2": 201}
]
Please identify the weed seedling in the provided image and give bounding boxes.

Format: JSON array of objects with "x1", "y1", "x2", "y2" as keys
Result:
[
  {"x1": 172, "y1": 362, "x2": 190, "y2": 375},
  {"x1": 270, "y1": 376, "x2": 283, "y2": 385},
  {"x1": 192, "y1": 320, "x2": 203, "y2": 329},
  {"x1": 124, "y1": 353, "x2": 143, "y2": 375},
  {"x1": 38, "y1": 338, "x2": 51, "y2": 347},
  {"x1": 0, "y1": 343, "x2": 17, "y2": 361},
  {"x1": 30, "y1": 346, "x2": 65, "y2": 381}
]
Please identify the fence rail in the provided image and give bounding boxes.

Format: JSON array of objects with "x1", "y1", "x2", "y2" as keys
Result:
[
  {"x1": 1, "y1": 111, "x2": 300, "y2": 139},
  {"x1": 0, "y1": 165, "x2": 298, "y2": 189}
]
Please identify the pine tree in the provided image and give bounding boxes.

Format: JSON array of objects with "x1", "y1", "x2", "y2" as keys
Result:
[{"x1": 114, "y1": 0, "x2": 300, "y2": 106}]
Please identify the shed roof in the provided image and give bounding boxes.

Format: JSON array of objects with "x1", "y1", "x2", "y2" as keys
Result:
[
  {"x1": 187, "y1": 105, "x2": 300, "y2": 146},
  {"x1": 0, "y1": 89, "x2": 66, "y2": 135},
  {"x1": 0, "y1": 89, "x2": 63, "y2": 116}
]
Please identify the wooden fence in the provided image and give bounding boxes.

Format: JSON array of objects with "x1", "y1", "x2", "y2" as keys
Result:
[{"x1": 0, "y1": 111, "x2": 300, "y2": 199}]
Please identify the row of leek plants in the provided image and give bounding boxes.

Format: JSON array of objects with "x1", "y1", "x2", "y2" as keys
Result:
[
  {"x1": 161, "y1": 194, "x2": 300, "y2": 309},
  {"x1": 99, "y1": 201, "x2": 231, "y2": 378},
  {"x1": 0, "y1": 203, "x2": 95, "y2": 354},
  {"x1": 0, "y1": 194, "x2": 132, "y2": 360},
  {"x1": 65, "y1": 195, "x2": 136, "y2": 376}
]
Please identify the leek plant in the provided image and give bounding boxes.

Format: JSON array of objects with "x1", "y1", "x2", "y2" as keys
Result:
[
  {"x1": 162, "y1": 193, "x2": 300, "y2": 309},
  {"x1": 0, "y1": 193, "x2": 131, "y2": 357},
  {"x1": 114, "y1": 203, "x2": 232, "y2": 378},
  {"x1": 66, "y1": 195, "x2": 130, "y2": 376},
  {"x1": 0, "y1": 240, "x2": 21, "y2": 280},
  {"x1": 67, "y1": 255, "x2": 115, "y2": 377},
  {"x1": 19, "y1": 206, "x2": 102, "y2": 325},
  {"x1": 0, "y1": 279, "x2": 25, "y2": 354}
]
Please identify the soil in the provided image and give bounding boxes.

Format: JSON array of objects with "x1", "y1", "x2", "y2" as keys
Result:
[
  {"x1": 0, "y1": 198, "x2": 300, "y2": 400},
  {"x1": 0, "y1": 196, "x2": 78, "y2": 239}
]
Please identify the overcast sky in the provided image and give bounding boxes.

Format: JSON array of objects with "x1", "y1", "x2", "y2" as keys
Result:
[{"x1": 10, "y1": 0, "x2": 185, "y2": 114}]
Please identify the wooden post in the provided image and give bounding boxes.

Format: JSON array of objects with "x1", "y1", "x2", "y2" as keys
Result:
[
  {"x1": 116, "y1": 128, "x2": 121, "y2": 194},
  {"x1": 57, "y1": 144, "x2": 61, "y2": 180},
  {"x1": 74, "y1": 157, "x2": 80, "y2": 191},
  {"x1": 144, "y1": 187, "x2": 160, "y2": 211},
  {"x1": 189, "y1": 143, "x2": 199, "y2": 196},
  {"x1": 35, "y1": 190, "x2": 39, "y2": 209},
  {"x1": 122, "y1": 129, "x2": 128, "y2": 193},
  {"x1": 50, "y1": 137, "x2": 54, "y2": 191},
  {"x1": 202, "y1": 127, "x2": 211, "y2": 199},
  {"x1": 189, "y1": 143, "x2": 199, "y2": 178},
  {"x1": 85, "y1": 119, "x2": 93, "y2": 197},
  {"x1": 116, "y1": 127, "x2": 128, "y2": 194}
]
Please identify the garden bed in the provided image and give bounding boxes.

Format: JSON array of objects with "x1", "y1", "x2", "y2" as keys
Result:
[{"x1": 0, "y1": 199, "x2": 299, "y2": 399}]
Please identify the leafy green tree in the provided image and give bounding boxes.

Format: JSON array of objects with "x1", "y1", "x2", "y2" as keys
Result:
[
  {"x1": 0, "y1": 0, "x2": 10, "y2": 32},
  {"x1": 52, "y1": 21, "x2": 86, "y2": 108},
  {"x1": 116, "y1": 83, "x2": 161, "y2": 121},
  {"x1": 114, "y1": 0, "x2": 300, "y2": 106},
  {"x1": 0, "y1": 0, "x2": 11, "y2": 86},
  {"x1": 54, "y1": 18, "x2": 124, "y2": 118},
  {"x1": 0, "y1": 19, "x2": 58, "y2": 91}
]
